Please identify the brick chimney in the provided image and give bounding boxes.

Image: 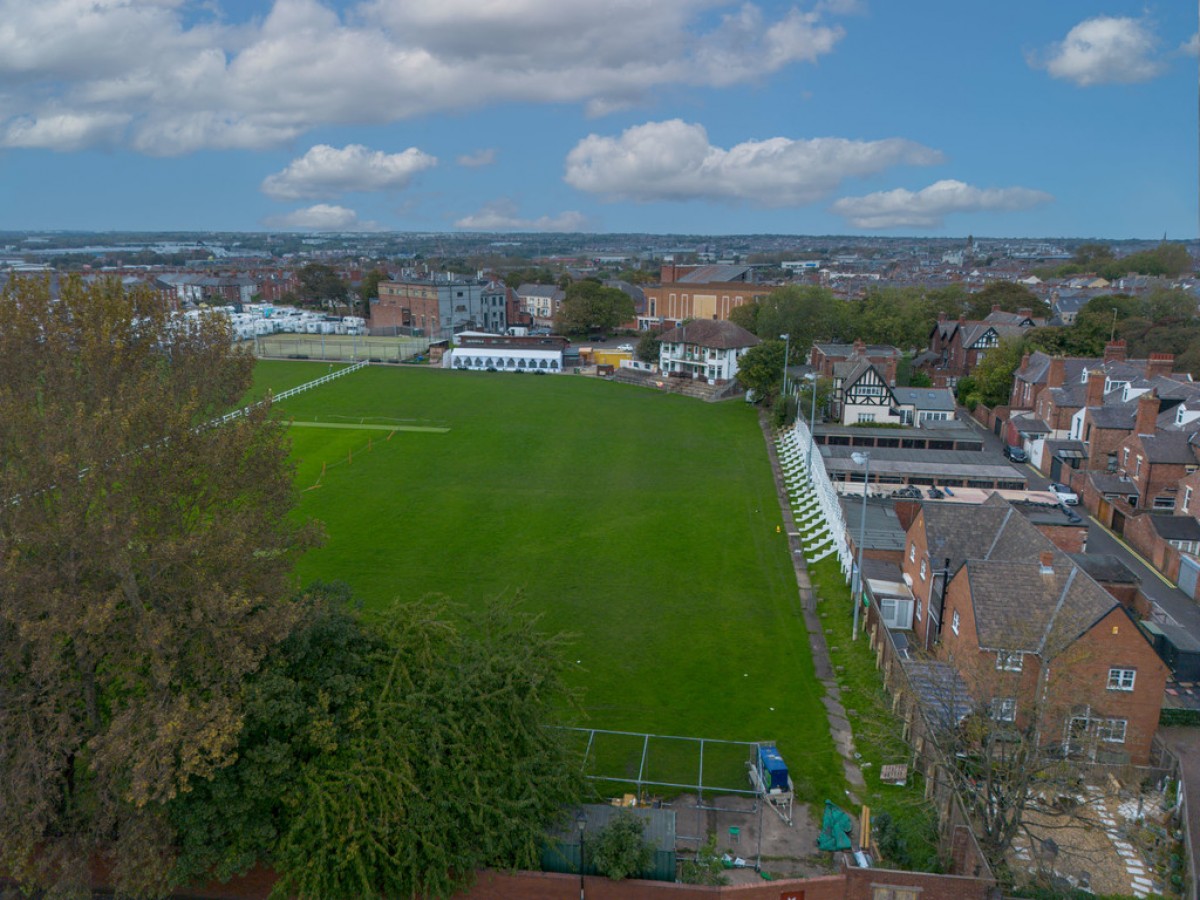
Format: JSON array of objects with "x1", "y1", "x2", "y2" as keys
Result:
[
  {"x1": 853, "y1": 337, "x2": 866, "y2": 355},
  {"x1": 1085, "y1": 370, "x2": 1105, "y2": 407},
  {"x1": 1019, "y1": 351, "x2": 1030, "y2": 373},
  {"x1": 1018, "y1": 307, "x2": 1033, "y2": 319},
  {"x1": 958, "y1": 313, "x2": 967, "y2": 325},
  {"x1": 1145, "y1": 352, "x2": 1175, "y2": 380},
  {"x1": 1047, "y1": 356, "x2": 1066, "y2": 389},
  {"x1": 992, "y1": 303, "x2": 1002, "y2": 314},
  {"x1": 937, "y1": 311, "x2": 948, "y2": 324},
  {"x1": 1103, "y1": 339, "x2": 1127, "y2": 363},
  {"x1": 1135, "y1": 392, "x2": 1159, "y2": 435},
  {"x1": 1039, "y1": 551, "x2": 1055, "y2": 575}
]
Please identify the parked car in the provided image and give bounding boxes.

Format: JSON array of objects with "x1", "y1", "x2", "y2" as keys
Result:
[
  {"x1": 1003, "y1": 444, "x2": 1028, "y2": 463},
  {"x1": 616, "y1": 343, "x2": 634, "y2": 352},
  {"x1": 1049, "y1": 483, "x2": 1079, "y2": 506}
]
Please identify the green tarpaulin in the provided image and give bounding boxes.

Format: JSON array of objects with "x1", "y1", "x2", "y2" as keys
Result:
[{"x1": 817, "y1": 799, "x2": 853, "y2": 852}]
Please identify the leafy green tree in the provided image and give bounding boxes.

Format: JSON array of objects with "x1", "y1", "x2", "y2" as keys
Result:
[
  {"x1": 908, "y1": 370, "x2": 932, "y2": 388},
  {"x1": 358, "y1": 269, "x2": 387, "y2": 319},
  {"x1": 0, "y1": 276, "x2": 318, "y2": 896},
  {"x1": 728, "y1": 300, "x2": 760, "y2": 334},
  {"x1": 965, "y1": 282, "x2": 1048, "y2": 319},
  {"x1": 297, "y1": 263, "x2": 348, "y2": 309},
  {"x1": 270, "y1": 594, "x2": 583, "y2": 900},
  {"x1": 959, "y1": 336, "x2": 1026, "y2": 409},
  {"x1": 752, "y1": 285, "x2": 848, "y2": 351},
  {"x1": 736, "y1": 339, "x2": 786, "y2": 405},
  {"x1": 168, "y1": 583, "x2": 381, "y2": 886},
  {"x1": 636, "y1": 329, "x2": 663, "y2": 364},
  {"x1": 678, "y1": 832, "x2": 729, "y2": 886},
  {"x1": 554, "y1": 279, "x2": 635, "y2": 335},
  {"x1": 590, "y1": 813, "x2": 653, "y2": 882}
]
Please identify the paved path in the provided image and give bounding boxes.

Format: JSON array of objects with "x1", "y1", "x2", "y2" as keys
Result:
[
  {"x1": 760, "y1": 415, "x2": 866, "y2": 801},
  {"x1": 1087, "y1": 518, "x2": 1200, "y2": 635}
]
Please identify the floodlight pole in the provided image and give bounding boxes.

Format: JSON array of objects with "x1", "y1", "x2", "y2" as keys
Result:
[{"x1": 851, "y1": 451, "x2": 870, "y2": 640}]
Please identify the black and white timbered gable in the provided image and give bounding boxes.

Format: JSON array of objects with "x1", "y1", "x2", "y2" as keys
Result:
[{"x1": 843, "y1": 363, "x2": 895, "y2": 406}]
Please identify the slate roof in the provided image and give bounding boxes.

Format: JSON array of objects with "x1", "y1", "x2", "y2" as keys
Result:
[
  {"x1": 1068, "y1": 553, "x2": 1140, "y2": 585},
  {"x1": 1046, "y1": 383, "x2": 1087, "y2": 408},
  {"x1": 961, "y1": 322, "x2": 1028, "y2": 348},
  {"x1": 675, "y1": 264, "x2": 753, "y2": 284},
  {"x1": 892, "y1": 387, "x2": 956, "y2": 411},
  {"x1": 1010, "y1": 413, "x2": 1051, "y2": 434},
  {"x1": 1016, "y1": 351, "x2": 1095, "y2": 387},
  {"x1": 815, "y1": 341, "x2": 901, "y2": 359},
  {"x1": 1087, "y1": 398, "x2": 1138, "y2": 430},
  {"x1": 1139, "y1": 431, "x2": 1200, "y2": 465},
  {"x1": 1149, "y1": 516, "x2": 1200, "y2": 542},
  {"x1": 1087, "y1": 472, "x2": 1140, "y2": 497},
  {"x1": 918, "y1": 494, "x2": 1033, "y2": 572},
  {"x1": 902, "y1": 660, "x2": 975, "y2": 728},
  {"x1": 658, "y1": 319, "x2": 759, "y2": 349},
  {"x1": 963, "y1": 558, "x2": 1116, "y2": 658}
]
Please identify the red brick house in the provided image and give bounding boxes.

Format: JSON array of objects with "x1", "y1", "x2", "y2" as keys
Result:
[{"x1": 900, "y1": 494, "x2": 1166, "y2": 764}]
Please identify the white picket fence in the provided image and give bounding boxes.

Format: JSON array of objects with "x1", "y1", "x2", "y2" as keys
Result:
[{"x1": 214, "y1": 360, "x2": 369, "y2": 426}]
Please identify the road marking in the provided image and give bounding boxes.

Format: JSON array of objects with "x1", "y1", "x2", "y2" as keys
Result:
[
  {"x1": 1089, "y1": 516, "x2": 1177, "y2": 589},
  {"x1": 288, "y1": 421, "x2": 450, "y2": 433}
]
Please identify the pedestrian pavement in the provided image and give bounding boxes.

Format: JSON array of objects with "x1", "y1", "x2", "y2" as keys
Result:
[{"x1": 760, "y1": 414, "x2": 866, "y2": 801}]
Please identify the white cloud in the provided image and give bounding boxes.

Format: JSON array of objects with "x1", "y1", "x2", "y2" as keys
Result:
[
  {"x1": 260, "y1": 144, "x2": 437, "y2": 200},
  {"x1": 1182, "y1": 33, "x2": 1199, "y2": 57},
  {"x1": 1032, "y1": 16, "x2": 1164, "y2": 86},
  {"x1": 263, "y1": 203, "x2": 375, "y2": 230},
  {"x1": 0, "y1": 0, "x2": 848, "y2": 155},
  {"x1": 454, "y1": 200, "x2": 588, "y2": 232},
  {"x1": 830, "y1": 179, "x2": 1052, "y2": 229},
  {"x1": 456, "y1": 148, "x2": 496, "y2": 168},
  {"x1": 564, "y1": 119, "x2": 942, "y2": 206},
  {"x1": 1, "y1": 111, "x2": 129, "y2": 150}
]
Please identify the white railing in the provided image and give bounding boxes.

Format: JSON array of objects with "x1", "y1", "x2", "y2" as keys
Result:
[
  {"x1": 215, "y1": 360, "x2": 368, "y2": 426},
  {"x1": 790, "y1": 417, "x2": 853, "y2": 579}
]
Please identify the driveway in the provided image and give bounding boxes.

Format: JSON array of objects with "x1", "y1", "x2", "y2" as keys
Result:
[{"x1": 1087, "y1": 519, "x2": 1200, "y2": 636}]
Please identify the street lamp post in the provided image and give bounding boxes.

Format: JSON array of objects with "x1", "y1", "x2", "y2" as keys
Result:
[
  {"x1": 779, "y1": 334, "x2": 790, "y2": 406},
  {"x1": 850, "y1": 451, "x2": 870, "y2": 640},
  {"x1": 576, "y1": 810, "x2": 587, "y2": 900}
]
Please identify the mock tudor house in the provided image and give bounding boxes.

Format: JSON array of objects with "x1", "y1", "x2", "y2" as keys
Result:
[
  {"x1": 657, "y1": 319, "x2": 759, "y2": 384},
  {"x1": 916, "y1": 306, "x2": 1044, "y2": 388},
  {"x1": 900, "y1": 493, "x2": 1166, "y2": 764}
]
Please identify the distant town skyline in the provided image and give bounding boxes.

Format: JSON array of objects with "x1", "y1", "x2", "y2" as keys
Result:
[{"x1": 0, "y1": 0, "x2": 1195, "y2": 238}]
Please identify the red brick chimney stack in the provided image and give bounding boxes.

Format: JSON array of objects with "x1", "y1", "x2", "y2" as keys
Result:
[
  {"x1": 992, "y1": 304, "x2": 1002, "y2": 314},
  {"x1": 1047, "y1": 357, "x2": 1066, "y2": 389},
  {"x1": 1018, "y1": 307, "x2": 1033, "y2": 319},
  {"x1": 1085, "y1": 370, "x2": 1105, "y2": 407},
  {"x1": 1145, "y1": 352, "x2": 1175, "y2": 380},
  {"x1": 853, "y1": 337, "x2": 866, "y2": 355},
  {"x1": 1103, "y1": 340, "x2": 1127, "y2": 363},
  {"x1": 937, "y1": 311, "x2": 948, "y2": 324},
  {"x1": 1135, "y1": 392, "x2": 1159, "y2": 435}
]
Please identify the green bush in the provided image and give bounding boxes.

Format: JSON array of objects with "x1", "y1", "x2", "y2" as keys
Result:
[{"x1": 590, "y1": 813, "x2": 653, "y2": 881}]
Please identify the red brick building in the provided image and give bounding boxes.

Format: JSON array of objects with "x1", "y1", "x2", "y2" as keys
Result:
[{"x1": 900, "y1": 494, "x2": 1166, "y2": 764}]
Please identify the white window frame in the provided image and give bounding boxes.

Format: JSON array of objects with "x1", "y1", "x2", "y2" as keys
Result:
[
  {"x1": 916, "y1": 598, "x2": 923, "y2": 621},
  {"x1": 1107, "y1": 668, "x2": 1136, "y2": 691},
  {"x1": 996, "y1": 651, "x2": 1024, "y2": 672},
  {"x1": 951, "y1": 609, "x2": 960, "y2": 635},
  {"x1": 919, "y1": 559, "x2": 928, "y2": 581},
  {"x1": 1184, "y1": 486, "x2": 1193, "y2": 514},
  {"x1": 1097, "y1": 718, "x2": 1127, "y2": 743},
  {"x1": 909, "y1": 543, "x2": 916, "y2": 563},
  {"x1": 991, "y1": 697, "x2": 1017, "y2": 722}
]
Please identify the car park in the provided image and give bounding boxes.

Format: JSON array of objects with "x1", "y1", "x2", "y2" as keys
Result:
[{"x1": 1049, "y1": 483, "x2": 1079, "y2": 505}]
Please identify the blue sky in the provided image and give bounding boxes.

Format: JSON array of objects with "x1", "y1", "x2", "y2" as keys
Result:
[{"x1": 0, "y1": 0, "x2": 1194, "y2": 237}]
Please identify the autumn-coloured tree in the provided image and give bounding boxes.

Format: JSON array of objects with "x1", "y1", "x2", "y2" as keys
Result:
[{"x1": 0, "y1": 276, "x2": 318, "y2": 895}]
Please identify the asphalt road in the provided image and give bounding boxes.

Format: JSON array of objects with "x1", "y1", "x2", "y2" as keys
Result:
[{"x1": 955, "y1": 408, "x2": 1200, "y2": 638}]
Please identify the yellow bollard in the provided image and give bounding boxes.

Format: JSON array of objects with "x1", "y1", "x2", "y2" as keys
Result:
[{"x1": 776, "y1": 525, "x2": 781, "y2": 534}]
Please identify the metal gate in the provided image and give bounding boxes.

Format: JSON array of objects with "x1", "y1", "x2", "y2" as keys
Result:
[{"x1": 1180, "y1": 555, "x2": 1200, "y2": 599}]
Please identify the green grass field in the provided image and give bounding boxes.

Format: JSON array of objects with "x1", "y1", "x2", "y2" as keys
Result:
[{"x1": 261, "y1": 362, "x2": 845, "y2": 802}]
